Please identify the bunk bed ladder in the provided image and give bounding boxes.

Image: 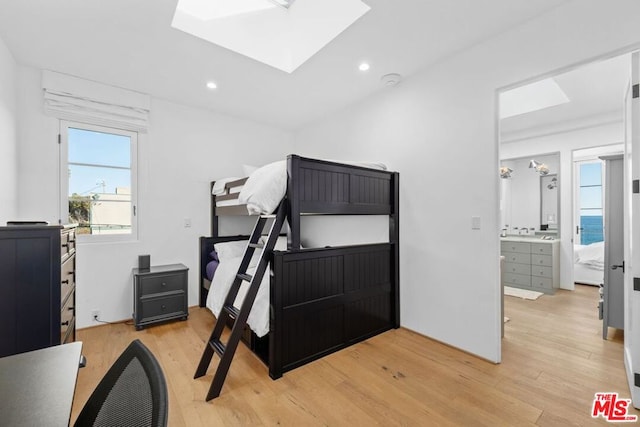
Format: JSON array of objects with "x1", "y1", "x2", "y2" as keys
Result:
[{"x1": 194, "y1": 203, "x2": 287, "y2": 401}]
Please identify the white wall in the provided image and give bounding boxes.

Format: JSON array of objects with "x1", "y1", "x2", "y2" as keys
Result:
[
  {"x1": 16, "y1": 66, "x2": 295, "y2": 328},
  {"x1": 294, "y1": 0, "x2": 640, "y2": 362},
  {"x1": 501, "y1": 122, "x2": 624, "y2": 290},
  {"x1": 0, "y1": 35, "x2": 17, "y2": 223}
]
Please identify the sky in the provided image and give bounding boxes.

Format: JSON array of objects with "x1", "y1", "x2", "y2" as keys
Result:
[
  {"x1": 579, "y1": 162, "x2": 603, "y2": 217},
  {"x1": 68, "y1": 127, "x2": 131, "y2": 196}
]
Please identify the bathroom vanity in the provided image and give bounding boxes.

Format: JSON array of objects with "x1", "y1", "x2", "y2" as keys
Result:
[{"x1": 500, "y1": 236, "x2": 560, "y2": 294}]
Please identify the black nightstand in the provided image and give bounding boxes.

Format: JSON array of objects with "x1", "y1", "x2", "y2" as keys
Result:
[{"x1": 132, "y1": 263, "x2": 189, "y2": 330}]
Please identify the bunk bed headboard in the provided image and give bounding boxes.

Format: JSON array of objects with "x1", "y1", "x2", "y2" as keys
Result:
[{"x1": 286, "y1": 155, "x2": 399, "y2": 250}]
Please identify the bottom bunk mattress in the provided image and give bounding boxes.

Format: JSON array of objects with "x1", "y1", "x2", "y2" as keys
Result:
[{"x1": 204, "y1": 239, "x2": 399, "y2": 379}]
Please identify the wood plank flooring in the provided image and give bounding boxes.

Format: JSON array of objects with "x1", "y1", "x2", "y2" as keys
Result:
[{"x1": 72, "y1": 285, "x2": 637, "y2": 426}]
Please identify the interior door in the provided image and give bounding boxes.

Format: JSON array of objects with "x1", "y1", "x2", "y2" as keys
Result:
[
  {"x1": 624, "y1": 51, "x2": 639, "y2": 407},
  {"x1": 601, "y1": 155, "x2": 624, "y2": 338}
]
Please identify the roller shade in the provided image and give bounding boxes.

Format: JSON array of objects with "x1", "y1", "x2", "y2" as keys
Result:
[{"x1": 42, "y1": 70, "x2": 150, "y2": 133}]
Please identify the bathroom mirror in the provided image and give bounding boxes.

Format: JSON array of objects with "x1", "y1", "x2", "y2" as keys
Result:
[
  {"x1": 500, "y1": 152, "x2": 560, "y2": 235},
  {"x1": 540, "y1": 174, "x2": 558, "y2": 230}
]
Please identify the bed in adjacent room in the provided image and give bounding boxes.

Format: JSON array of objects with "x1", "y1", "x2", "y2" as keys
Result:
[{"x1": 574, "y1": 241, "x2": 604, "y2": 286}]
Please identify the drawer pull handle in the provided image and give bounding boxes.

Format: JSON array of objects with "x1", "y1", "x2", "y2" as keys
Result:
[
  {"x1": 61, "y1": 279, "x2": 69, "y2": 284},
  {"x1": 162, "y1": 282, "x2": 167, "y2": 287},
  {"x1": 161, "y1": 305, "x2": 166, "y2": 310},
  {"x1": 68, "y1": 271, "x2": 74, "y2": 275},
  {"x1": 68, "y1": 306, "x2": 75, "y2": 311},
  {"x1": 61, "y1": 321, "x2": 70, "y2": 326},
  {"x1": 62, "y1": 243, "x2": 69, "y2": 248},
  {"x1": 68, "y1": 240, "x2": 76, "y2": 243}
]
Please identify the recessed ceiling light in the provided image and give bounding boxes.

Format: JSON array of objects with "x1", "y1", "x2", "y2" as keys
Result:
[
  {"x1": 359, "y1": 62, "x2": 370, "y2": 72},
  {"x1": 206, "y1": 81, "x2": 218, "y2": 89}
]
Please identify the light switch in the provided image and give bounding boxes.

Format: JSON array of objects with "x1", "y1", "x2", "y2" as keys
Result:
[
  {"x1": 471, "y1": 216, "x2": 481, "y2": 230},
  {"x1": 184, "y1": 218, "x2": 192, "y2": 228}
]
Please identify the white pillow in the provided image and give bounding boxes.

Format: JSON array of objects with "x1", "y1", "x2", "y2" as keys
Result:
[
  {"x1": 214, "y1": 240, "x2": 264, "y2": 268},
  {"x1": 238, "y1": 160, "x2": 287, "y2": 215},
  {"x1": 213, "y1": 240, "x2": 247, "y2": 262}
]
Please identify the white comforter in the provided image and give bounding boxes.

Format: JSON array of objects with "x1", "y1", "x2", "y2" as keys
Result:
[{"x1": 206, "y1": 256, "x2": 270, "y2": 337}]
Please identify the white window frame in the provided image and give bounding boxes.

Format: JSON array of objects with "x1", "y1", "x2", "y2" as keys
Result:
[{"x1": 59, "y1": 120, "x2": 138, "y2": 242}]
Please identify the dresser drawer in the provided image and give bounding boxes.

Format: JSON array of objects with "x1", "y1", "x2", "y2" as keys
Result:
[
  {"x1": 503, "y1": 252, "x2": 530, "y2": 265},
  {"x1": 501, "y1": 241, "x2": 531, "y2": 254},
  {"x1": 531, "y1": 254, "x2": 552, "y2": 267},
  {"x1": 61, "y1": 255, "x2": 75, "y2": 306},
  {"x1": 140, "y1": 293, "x2": 186, "y2": 320},
  {"x1": 532, "y1": 265, "x2": 553, "y2": 278},
  {"x1": 139, "y1": 272, "x2": 186, "y2": 296},
  {"x1": 531, "y1": 243, "x2": 552, "y2": 255},
  {"x1": 531, "y1": 276, "x2": 553, "y2": 290},
  {"x1": 504, "y1": 262, "x2": 531, "y2": 276},
  {"x1": 60, "y1": 229, "x2": 75, "y2": 259},
  {"x1": 60, "y1": 290, "x2": 75, "y2": 343},
  {"x1": 503, "y1": 272, "x2": 531, "y2": 287}
]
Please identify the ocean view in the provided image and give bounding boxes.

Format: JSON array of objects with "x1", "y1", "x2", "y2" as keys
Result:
[{"x1": 581, "y1": 215, "x2": 603, "y2": 245}]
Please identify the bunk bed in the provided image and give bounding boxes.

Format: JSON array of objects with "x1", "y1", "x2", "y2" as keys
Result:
[{"x1": 199, "y1": 154, "x2": 400, "y2": 379}]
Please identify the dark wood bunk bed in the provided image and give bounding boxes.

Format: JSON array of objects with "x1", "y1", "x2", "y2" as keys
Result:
[{"x1": 199, "y1": 154, "x2": 399, "y2": 379}]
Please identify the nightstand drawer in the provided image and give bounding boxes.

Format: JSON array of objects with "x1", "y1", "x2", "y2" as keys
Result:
[
  {"x1": 139, "y1": 272, "x2": 186, "y2": 296},
  {"x1": 140, "y1": 293, "x2": 186, "y2": 319}
]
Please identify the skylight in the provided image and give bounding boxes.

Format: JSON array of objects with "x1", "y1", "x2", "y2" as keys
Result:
[
  {"x1": 500, "y1": 78, "x2": 570, "y2": 119},
  {"x1": 172, "y1": 0, "x2": 371, "y2": 73}
]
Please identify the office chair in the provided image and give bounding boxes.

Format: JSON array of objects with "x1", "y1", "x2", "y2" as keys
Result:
[{"x1": 74, "y1": 339, "x2": 168, "y2": 427}]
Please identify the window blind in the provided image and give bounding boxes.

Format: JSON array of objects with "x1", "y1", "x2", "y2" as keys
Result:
[{"x1": 42, "y1": 70, "x2": 150, "y2": 133}]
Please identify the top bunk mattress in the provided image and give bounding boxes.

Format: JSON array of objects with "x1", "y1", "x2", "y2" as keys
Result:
[{"x1": 212, "y1": 156, "x2": 394, "y2": 216}]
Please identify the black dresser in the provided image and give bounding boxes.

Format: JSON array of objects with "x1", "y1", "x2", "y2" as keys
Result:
[{"x1": 0, "y1": 224, "x2": 77, "y2": 357}]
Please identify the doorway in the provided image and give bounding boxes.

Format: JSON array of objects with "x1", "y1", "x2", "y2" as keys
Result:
[{"x1": 498, "y1": 54, "x2": 631, "y2": 340}]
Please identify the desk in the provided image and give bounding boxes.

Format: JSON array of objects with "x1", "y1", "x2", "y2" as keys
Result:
[{"x1": 0, "y1": 342, "x2": 83, "y2": 426}]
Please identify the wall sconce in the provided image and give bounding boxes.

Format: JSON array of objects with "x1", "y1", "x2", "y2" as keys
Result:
[
  {"x1": 500, "y1": 166, "x2": 513, "y2": 179},
  {"x1": 529, "y1": 159, "x2": 549, "y2": 176}
]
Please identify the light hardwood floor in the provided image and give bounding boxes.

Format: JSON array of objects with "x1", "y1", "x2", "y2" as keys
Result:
[{"x1": 72, "y1": 285, "x2": 638, "y2": 426}]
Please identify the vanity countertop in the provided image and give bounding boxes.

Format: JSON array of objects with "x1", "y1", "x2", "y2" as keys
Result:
[{"x1": 501, "y1": 236, "x2": 559, "y2": 243}]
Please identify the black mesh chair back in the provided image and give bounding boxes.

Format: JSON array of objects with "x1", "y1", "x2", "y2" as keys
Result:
[{"x1": 74, "y1": 339, "x2": 168, "y2": 427}]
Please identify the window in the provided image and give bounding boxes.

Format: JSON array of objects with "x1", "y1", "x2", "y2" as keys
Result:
[
  {"x1": 61, "y1": 121, "x2": 137, "y2": 240},
  {"x1": 578, "y1": 161, "x2": 603, "y2": 245}
]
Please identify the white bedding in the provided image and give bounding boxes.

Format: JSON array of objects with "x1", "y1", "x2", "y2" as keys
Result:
[
  {"x1": 213, "y1": 158, "x2": 388, "y2": 215},
  {"x1": 574, "y1": 241, "x2": 604, "y2": 285},
  {"x1": 206, "y1": 237, "x2": 288, "y2": 337}
]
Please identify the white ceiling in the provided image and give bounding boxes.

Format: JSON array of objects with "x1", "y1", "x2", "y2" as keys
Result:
[
  {"x1": 0, "y1": 0, "x2": 570, "y2": 130},
  {"x1": 500, "y1": 53, "x2": 632, "y2": 140}
]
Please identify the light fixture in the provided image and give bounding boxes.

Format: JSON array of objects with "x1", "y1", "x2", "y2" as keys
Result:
[
  {"x1": 269, "y1": 0, "x2": 295, "y2": 8},
  {"x1": 381, "y1": 73, "x2": 402, "y2": 87},
  {"x1": 206, "y1": 81, "x2": 218, "y2": 90},
  {"x1": 529, "y1": 159, "x2": 549, "y2": 176},
  {"x1": 359, "y1": 62, "x2": 370, "y2": 72},
  {"x1": 500, "y1": 167, "x2": 513, "y2": 179}
]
